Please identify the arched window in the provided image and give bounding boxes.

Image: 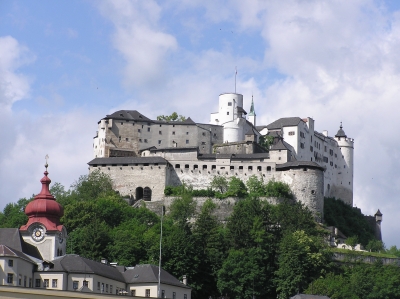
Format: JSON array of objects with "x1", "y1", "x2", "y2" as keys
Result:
[
  {"x1": 136, "y1": 187, "x2": 144, "y2": 200},
  {"x1": 144, "y1": 187, "x2": 152, "y2": 201}
]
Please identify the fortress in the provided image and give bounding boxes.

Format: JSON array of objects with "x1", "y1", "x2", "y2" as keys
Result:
[{"x1": 89, "y1": 93, "x2": 354, "y2": 219}]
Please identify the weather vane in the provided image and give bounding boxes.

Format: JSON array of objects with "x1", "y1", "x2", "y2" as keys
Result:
[{"x1": 45, "y1": 154, "x2": 49, "y2": 170}]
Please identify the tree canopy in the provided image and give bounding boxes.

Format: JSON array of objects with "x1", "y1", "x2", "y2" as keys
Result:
[{"x1": 157, "y1": 112, "x2": 187, "y2": 122}]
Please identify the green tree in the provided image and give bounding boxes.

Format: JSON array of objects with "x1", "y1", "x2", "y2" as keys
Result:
[
  {"x1": 225, "y1": 177, "x2": 247, "y2": 198},
  {"x1": 0, "y1": 198, "x2": 31, "y2": 228},
  {"x1": 264, "y1": 179, "x2": 293, "y2": 199},
  {"x1": 157, "y1": 112, "x2": 187, "y2": 122},
  {"x1": 258, "y1": 134, "x2": 274, "y2": 151},
  {"x1": 345, "y1": 236, "x2": 359, "y2": 250},
  {"x1": 210, "y1": 175, "x2": 228, "y2": 193},
  {"x1": 275, "y1": 230, "x2": 331, "y2": 299},
  {"x1": 366, "y1": 239, "x2": 385, "y2": 252},
  {"x1": 246, "y1": 175, "x2": 265, "y2": 197}
]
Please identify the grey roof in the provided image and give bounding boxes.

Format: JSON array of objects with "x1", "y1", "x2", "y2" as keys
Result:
[
  {"x1": 106, "y1": 110, "x2": 152, "y2": 122},
  {"x1": 237, "y1": 106, "x2": 247, "y2": 115},
  {"x1": 375, "y1": 209, "x2": 382, "y2": 216},
  {"x1": 0, "y1": 245, "x2": 36, "y2": 264},
  {"x1": 50, "y1": 255, "x2": 126, "y2": 282},
  {"x1": 256, "y1": 125, "x2": 268, "y2": 131},
  {"x1": 266, "y1": 117, "x2": 303, "y2": 130},
  {"x1": 335, "y1": 124, "x2": 347, "y2": 138},
  {"x1": 123, "y1": 264, "x2": 190, "y2": 289},
  {"x1": 88, "y1": 157, "x2": 168, "y2": 165},
  {"x1": 0, "y1": 228, "x2": 42, "y2": 259},
  {"x1": 270, "y1": 139, "x2": 292, "y2": 151},
  {"x1": 291, "y1": 295, "x2": 330, "y2": 299},
  {"x1": 149, "y1": 147, "x2": 198, "y2": 152},
  {"x1": 276, "y1": 161, "x2": 325, "y2": 171}
]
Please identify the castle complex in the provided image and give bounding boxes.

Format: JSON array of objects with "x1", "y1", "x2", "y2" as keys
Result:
[{"x1": 89, "y1": 93, "x2": 354, "y2": 219}]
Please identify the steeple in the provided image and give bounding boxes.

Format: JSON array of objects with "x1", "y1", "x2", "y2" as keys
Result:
[
  {"x1": 248, "y1": 95, "x2": 256, "y2": 116},
  {"x1": 20, "y1": 158, "x2": 64, "y2": 232},
  {"x1": 248, "y1": 95, "x2": 256, "y2": 127}
]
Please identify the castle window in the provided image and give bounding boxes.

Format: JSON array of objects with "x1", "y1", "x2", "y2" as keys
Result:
[
  {"x1": 162, "y1": 290, "x2": 165, "y2": 298},
  {"x1": 138, "y1": 129, "x2": 141, "y2": 133},
  {"x1": 8, "y1": 260, "x2": 13, "y2": 267},
  {"x1": 344, "y1": 165, "x2": 346, "y2": 168},
  {"x1": 227, "y1": 112, "x2": 229, "y2": 115},
  {"x1": 212, "y1": 165, "x2": 216, "y2": 170},
  {"x1": 7, "y1": 273, "x2": 13, "y2": 284},
  {"x1": 43, "y1": 279, "x2": 49, "y2": 288},
  {"x1": 194, "y1": 165, "x2": 198, "y2": 169},
  {"x1": 120, "y1": 122, "x2": 123, "y2": 125},
  {"x1": 335, "y1": 164, "x2": 337, "y2": 168},
  {"x1": 349, "y1": 182, "x2": 351, "y2": 185},
  {"x1": 158, "y1": 140, "x2": 162, "y2": 144},
  {"x1": 186, "y1": 140, "x2": 189, "y2": 144},
  {"x1": 257, "y1": 166, "x2": 261, "y2": 171},
  {"x1": 186, "y1": 132, "x2": 189, "y2": 135},
  {"x1": 83, "y1": 280, "x2": 88, "y2": 287},
  {"x1": 201, "y1": 142, "x2": 206, "y2": 145},
  {"x1": 119, "y1": 136, "x2": 121, "y2": 142},
  {"x1": 213, "y1": 133, "x2": 217, "y2": 137},
  {"x1": 173, "y1": 292, "x2": 176, "y2": 299},
  {"x1": 144, "y1": 139, "x2": 148, "y2": 143},
  {"x1": 239, "y1": 166, "x2": 243, "y2": 170},
  {"x1": 159, "y1": 131, "x2": 162, "y2": 134},
  {"x1": 185, "y1": 164, "x2": 189, "y2": 169},
  {"x1": 300, "y1": 143, "x2": 304, "y2": 149},
  {"x1": 288, "y1": 131, "x2": 295, "y2": 136},
  {"x1": 106, "y1": 284, "x2": 109, "y2": 292},
  {"x1": 173, "y1": 125, "x2": 175, "y2": 127},
  {"x1": 146, "y1": 289, "x2": 151, "y2": 297},
  {"x1": 202, "y1": 132, "x2": 206, "y2": 136},
  {"x1": 325, "y1": 146, "x2": 327, "y2": 152},
  {"x1": 98, "y1": 282, "x2": 100, "y2": 290},
  {"x1": 184, "y1": 295, "x2": 187, "y2": 299},
  {"x1": 248, "y1": 166, "x2": 253, "y2": 171},
  {"x1": 327, "y1": 184, "x2": 330, "y2": 190},
  {"x1": 18, "y1": 275, "x2": 22, "y2": 285},
  {"x1": 230, "y1": 166, "x2": 234, "y2": 170},
  {"x1": 310, "y1": 146, "x2": 313, "y2": 152},
  {"x1": 311, "y1": 190, "x2": 315, "y2": 195},
  {"x1": 267, "y1": 166, "x2": 271, "y2": 171},
  {"x1": 172, "y1": 131, "x2": 175, "y2": 135},
  {"x1": 175, "y1": 164, "x2": 180, "y2": 168},
  {"x1": 35, "y1": 279, "x2": 40, "y2": 288},
  {"x1": 139, "y1": 139, "x2": 142, "y2": 142},
  {"x1": 202, "y1": 165, "x2": 207, "y2": 170},
  {"x1": 228, "y1": 102, "x2": 232, "y2": 106},
  {"x1": 303, "y1": 168, "x2": 307, "y2": 171},
  {"x1": 110, "y1": 285, "x2": 113, "y2": 293},
  {"x1": 126, "y1": 138, "x2": 129, "y2": 141},
  {"x1": 148, "y1": 127, "x2": 151, "y2": 132},
  {"x1": 142, "y1": 125, "x2": 144, "y2": 128},
  {"x1": 131, "y1": 290, "x2": 136, "y2": 296}
]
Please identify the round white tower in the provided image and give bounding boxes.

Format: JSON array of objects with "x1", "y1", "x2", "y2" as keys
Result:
[
  {"x1": 218, "y1": 93, "x2": 245, "y2": 142},
  {"x1": 334, "y1": 123, "x2": 354, "y2": 205}
]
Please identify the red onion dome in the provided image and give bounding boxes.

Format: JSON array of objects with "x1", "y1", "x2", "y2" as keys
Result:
[{"x1": 24, "y1": 170, "x2": 64, "y2": 218}]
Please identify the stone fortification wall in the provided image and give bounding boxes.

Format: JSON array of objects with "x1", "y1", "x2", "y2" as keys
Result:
[
  {"x1": 213, "y1": 141, "x2": 267, "y2": 155},
  {"x1": 138, "y1": 197, "x2": 291, "y2": 222}
]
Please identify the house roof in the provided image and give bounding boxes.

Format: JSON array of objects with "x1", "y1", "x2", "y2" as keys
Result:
[
  {"x1": 335, "y1": 123, "x2": 347, "y2": 138},
  {"x1": 198, "y1": 153, "x2": 270, "y2": 160},
  {"x1": 266, "y1": 117, "x2": 304, "y2": 130},
  {"x1": 270, "y1": 139, "x2": 292, "y2": 151},
  {"x1": 0, "y1": 245, "x2": 36, "y2": 264},
  {"x1": 50, "y1": 255, "x2": 126, "y2": 282},
  {"x1": 105, "y1": 110, "x2": 152, "y2": 122},
  {"x1": 0, "y1": 228, "x2": 42, "y2": 260},
  {"x1": 123, "y1": 264, "x2": 190, "y2": 289},
  {"x1": 88, "y1": 157, "x2": 168, "y2": 165},
  {"x1": 276, "y1": 161, "x2": 325, "y2": 171}
]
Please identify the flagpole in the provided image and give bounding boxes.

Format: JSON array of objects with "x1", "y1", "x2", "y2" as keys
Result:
[{"x1": 235, "y1": 67, "x2": 237, "y2": 93}]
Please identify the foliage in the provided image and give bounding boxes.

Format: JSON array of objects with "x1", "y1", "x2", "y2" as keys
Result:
[
  {"x1": 210, "y1": 175, "x2": 228, "y2": 193},
  {"x1": 345, "y1": 236, "x2": 359, "y2": 249},
  {"x1": 275, "y1": 230, "x2": 331, "y2": 299},
  {"x1": 324, "y1": 197, "x2": 375, "y2": 246},
  {"x1": 386, "y1": 245, "x2": 400, "y2": 257},
  {"x1": 157, "y1": 112, "x2": 186, "y2": 122},
  {"x1": 366, "y1": 239, "x2": 385, "y2": 252},
  {"x1": 258, "y1": 134, "x2": 274, "y2": 151},
  {"x1": 306, "y1": 262, "x2": 400, "y2": 299},
  {"x1": 0, "y1": 198, "x2": 31, "y2": 228},
  {"x1": 164, "y1": 185, "x2": 215, "y2": 197},
  {"x1": 225, "y1": 177, "x2": 247, "y2": 198}
]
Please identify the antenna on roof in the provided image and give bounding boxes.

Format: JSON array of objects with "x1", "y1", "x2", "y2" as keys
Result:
[{"x1": 235, "y1": 67, "x2": 237, "y2": 93}]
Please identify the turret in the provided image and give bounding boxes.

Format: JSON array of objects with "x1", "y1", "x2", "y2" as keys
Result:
[
  {"x1": 218, "y1": 93, "x2": 246, "y2": 142},
  {"x1": 248, "y1": 96, "x2": 256, "y2": 127},
  {"x1": 20, "y1": 159, "x2": 67, "y2": 261},
  {"x1": 334, "y1": 123, "x2": 354, "y2": 205}
]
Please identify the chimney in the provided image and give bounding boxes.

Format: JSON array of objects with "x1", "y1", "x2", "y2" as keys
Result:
[
  {"x1": 110, "y1": 262, "x2": 118, "y2": 267},
  {"x1": 101, "y1": 258, "x2": 108, "y2": 264},
  {"x1": 182, "y1": 275, "x2": 187, "y2": 285}
]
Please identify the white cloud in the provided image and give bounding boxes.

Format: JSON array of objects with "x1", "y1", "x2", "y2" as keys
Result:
[
  {"x1": 0, "y1": 36, "x2": 34, "y2": 111},
  {"x1": 98, "y1": 0, "x2": 177, "y2": 87}
]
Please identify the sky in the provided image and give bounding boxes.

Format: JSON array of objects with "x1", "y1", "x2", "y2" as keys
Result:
[{"x1": 1, "y1": 0, "x2": 399, "y2": 248}]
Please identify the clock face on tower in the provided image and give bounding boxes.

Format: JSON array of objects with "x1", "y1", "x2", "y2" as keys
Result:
[{"x1": 31, "y1": 225, "x2": 45, "y2": 242}]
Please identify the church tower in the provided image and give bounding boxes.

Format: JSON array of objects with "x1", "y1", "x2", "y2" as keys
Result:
[
  {"x1": 248, "y1": 96, "x2": 256, "y2": 127},
  {"x1": 20, "y1": 161, "x2": 67, "y2": 261}
]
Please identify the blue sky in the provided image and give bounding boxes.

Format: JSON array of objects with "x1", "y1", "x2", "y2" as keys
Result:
[{"x1": 1, "y1": 0, "x2": 400, "y2": 248}]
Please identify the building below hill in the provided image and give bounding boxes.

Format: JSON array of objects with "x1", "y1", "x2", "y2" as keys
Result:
[
  {"x1": 89, "y1": 92, "x2": 355, "y2": 219},
  {"x1": 0, "y1": 166, "x2": 191, "y2": 298}
]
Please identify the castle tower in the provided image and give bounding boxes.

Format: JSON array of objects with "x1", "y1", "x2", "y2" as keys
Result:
[
  {"x1": 217, "y1": 93, "x2": 246, "y2": 142},
  {"x1": 20, "y1": 161, "x2": 67, "y2": 261},
  {"x1": 248, "y1": 96, "x2": 256, "y2": 127},
  {"x1": 375, "y1": 209, "x2": 383, "y2": 241},
  {"x1": 334, "y1": 123, "x2": 354, "y2": 205}
]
